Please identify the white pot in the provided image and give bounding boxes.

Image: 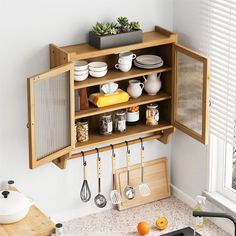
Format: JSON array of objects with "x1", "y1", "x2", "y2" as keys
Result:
[{"x1": 0, "y1": 190, "x2": 34, "y2": 224}]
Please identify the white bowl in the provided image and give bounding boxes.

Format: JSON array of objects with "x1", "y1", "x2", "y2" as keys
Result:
[
  {"x1": 74, "y1": 69, "x2": 88, "y2": 76},
  {"x1": 74, "y1": 73, "x2": 89, "y2": 81},
  {"x1": 88, "y1": 62, "x2": 108, "y2": 72},
  {"x1": 89, "y1": 69, "x2": 107, "y2": 78},
  {"x1": 74, "y1": 61, "x2": 88, "y2": 71}
]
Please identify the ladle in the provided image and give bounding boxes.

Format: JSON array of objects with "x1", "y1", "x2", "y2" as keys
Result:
[
  {"x1": 94, "y1": 148, "x2": 107, "y2": 208},
  {"x1": 110, "y1": 144, "x2": 122, "y2": 205},
  {"x1": 124, "y1": 141, "x2": 135, "y2": 200},
  {"x1": 80, "y1": 151, "x2": 91, "y2": 202}
]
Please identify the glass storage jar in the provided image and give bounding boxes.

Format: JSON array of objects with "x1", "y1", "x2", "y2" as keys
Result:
[
  {"x1": 99, "y1": 113, "x2": 113, "y2": 135},
  {"x1": 114, "y1": 110, "x2": 126, "y2": 133},
  {"x1": 146, "y1": 103, "x2": 159, "y2": 126},
  {"x1": 76, "y1": 120, "x2": 89, "y2": 142}
]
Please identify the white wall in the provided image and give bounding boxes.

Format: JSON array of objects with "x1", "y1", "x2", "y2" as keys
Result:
[
  {"x1": 171, "y1": 0, "x2": 208, "y2": 199},
  {"x1": 0, "y1": 0, "x2": 173, "y2": 221}
]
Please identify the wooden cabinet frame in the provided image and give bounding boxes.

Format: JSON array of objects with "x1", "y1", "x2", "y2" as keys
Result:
[
  {"x1": 27, "y1": 63, "x2": 74, "y2": 168},
  {"x1": 27, "y1": 26, "x2": 209, "y2": 169}
]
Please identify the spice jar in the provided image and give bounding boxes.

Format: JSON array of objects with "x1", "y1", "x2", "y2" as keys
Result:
[
  {"x1": 114, "y1": 110, "x2": 126, "y2": 133},
  {"x1": 126, "y1": 106, "x2": 139, "y2": 126},
  {"x1": 76, "y1": 120, "x2": 89, "y2": 142},
  {"x1": 146, "y1": 103, "x2": 159, "y2": 126},
  {"x1": 99, "y1": 113, "x2": 113, "y2": 135}
]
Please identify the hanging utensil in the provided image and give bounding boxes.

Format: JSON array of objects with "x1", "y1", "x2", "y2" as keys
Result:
[
  {"x1": 94, "y1": 148, "x2": 107, "y2": 208},
  {"x1": 110, "y1": 144, "x2": 122, "y2": 205},
  {"x1": 80, "y1": 151, "x2": 91, "y2": 202},
  {"x1": 124, "y1": 141, "x2": 135, "y2": 200},
  {"x1": 138, "y1": 138, "x2": 151, "y2": 197}
]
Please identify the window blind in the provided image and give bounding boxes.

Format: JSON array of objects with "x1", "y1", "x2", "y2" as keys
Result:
[{"x1": 201, "y1": 0, "x2": 236, "y2": 145}]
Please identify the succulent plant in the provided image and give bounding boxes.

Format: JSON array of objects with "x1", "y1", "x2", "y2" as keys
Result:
[
  {"x1": 117, "y1": 17, "x2": 129, "y2": 28},
  {"x1": 129, "y1": 21, "x2": 140, "y2": 31},
  {"x1": 92, "y1": 22, "x2": 117, "y2": 36},
  {"x1": 91, "y1": 17, "x2": 141, "y2": 36}
]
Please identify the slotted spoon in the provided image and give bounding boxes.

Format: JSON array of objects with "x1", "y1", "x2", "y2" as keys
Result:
[
  {"x1": 138, "y1": 138, "x2": 151, "y2": 197},
  {"x1": 80, "y1": 151, "x2": 91, "y2": 202},
  {"x1": 110, "y1": 144, "x2": 122, "y2": 205}
]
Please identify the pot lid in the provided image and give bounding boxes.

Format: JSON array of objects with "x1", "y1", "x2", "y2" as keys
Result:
[{"x1": 0, "y1": 190, "x2": 30, "y2": 215}]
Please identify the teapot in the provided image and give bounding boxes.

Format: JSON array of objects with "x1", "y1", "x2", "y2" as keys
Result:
[{"x1": 143, "y1": 73, "x2": 162, "y2": 95}]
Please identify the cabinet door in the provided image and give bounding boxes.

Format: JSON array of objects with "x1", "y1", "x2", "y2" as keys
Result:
[
  {"x1": 27, "y1": 63, "x2": 74, "y2": 168},
  {"x1": 173, "y1": 44, "x2": 209, "y2": 144}
]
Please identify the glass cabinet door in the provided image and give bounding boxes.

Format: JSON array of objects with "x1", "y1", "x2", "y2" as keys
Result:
[
  {"x1": 173, "y1": 44, "x2": 209, "y2": 144},
  {"x1": 27, "y1": 63, "x2": 74, "y2": 168}
]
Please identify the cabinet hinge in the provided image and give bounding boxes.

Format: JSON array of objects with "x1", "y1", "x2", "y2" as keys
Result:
[{"x1": 33, "y1": 76, "x2": 40, "y2": 81}]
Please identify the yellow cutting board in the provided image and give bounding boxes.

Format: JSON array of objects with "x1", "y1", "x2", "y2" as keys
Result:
[{"x1": 115, "y1": 157, "x2": 170, "y2": 211}]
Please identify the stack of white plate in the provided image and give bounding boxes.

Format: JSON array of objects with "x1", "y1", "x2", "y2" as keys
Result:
[
  {"x1": 134, "y1": 55, "x2": 164, "y2": 69},
  {"x1": 74, "y1": 61, "x2": 89, "y2": 81}
]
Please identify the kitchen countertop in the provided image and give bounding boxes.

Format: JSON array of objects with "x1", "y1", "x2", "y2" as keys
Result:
[{"x1": 63, "y1": 196, "x2": 230, "y2": 236}]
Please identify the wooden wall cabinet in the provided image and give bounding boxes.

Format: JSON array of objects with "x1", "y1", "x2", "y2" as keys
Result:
[{"x1": 27, "y1": 26, "x2": 209, "y2": 169}]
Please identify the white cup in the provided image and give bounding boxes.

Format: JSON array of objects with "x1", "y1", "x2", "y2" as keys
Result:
[
  {"x1": 115, "y1": 63, "x2": 132, "y2": 72},
  {"x1": 118, "y1": 57, "x2": 133, "y2": 64},
  {"x1": 119, "y1": 52, "x2": 136, "y2": 60}
]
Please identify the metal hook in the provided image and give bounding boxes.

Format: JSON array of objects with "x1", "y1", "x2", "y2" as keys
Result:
[
  {"x1": 110, "y1": 144, "x2": 115, "y2": 157},
  {"x1": 125, "y1": 141, "x2": 130, "y2": 153},
  {"x1": 81, "y1": 151, "x2": 86, "y2": 166},
  {"x1": 139, "y1": 137, "x2": 144, "y2": 150},
  {"x1": 95, "y1": 148, "x2": 100, "y2": 161}
]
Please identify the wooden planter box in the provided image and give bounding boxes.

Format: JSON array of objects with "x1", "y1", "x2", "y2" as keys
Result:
[{"x1": 89, "y1": 30, "x2": 143, "y2": 49}]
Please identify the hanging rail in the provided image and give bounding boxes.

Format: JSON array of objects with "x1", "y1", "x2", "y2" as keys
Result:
[
  {"x1": 53, "y1": 127, "x2": 175, "y2": 169},
  {"x1": 70, "y1": 133, "x2": 162, "y2": 160}
]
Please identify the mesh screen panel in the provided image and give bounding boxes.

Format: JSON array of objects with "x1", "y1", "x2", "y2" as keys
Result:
[{"x1": 34, "y1": 72, "x2": 70, "y2": 160}]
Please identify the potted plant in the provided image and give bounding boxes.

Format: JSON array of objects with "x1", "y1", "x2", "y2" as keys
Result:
[{"x1": 89, "y1": 17, "x2": 143, "y2": 49}]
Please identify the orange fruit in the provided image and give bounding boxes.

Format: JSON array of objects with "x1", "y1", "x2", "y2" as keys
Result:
[
  {"x1": 155, "y1": 217, "x2": 168, "y2": 230},
  {"x1": 137, "y1": 221, "x2": 150, "y2": 235}
]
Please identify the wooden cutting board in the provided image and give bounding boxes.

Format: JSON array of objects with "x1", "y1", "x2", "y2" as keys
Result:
[{"x1": 115, "y1": 157, "x2": 170, "y2": 211}]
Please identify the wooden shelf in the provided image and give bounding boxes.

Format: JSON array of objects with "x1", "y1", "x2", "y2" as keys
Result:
[
  {"x1": 75, "y1": 92, "x2": 171, "y2": 119},
  {"x1": 73, "y1": 121, "x2": 174, "y2": 151},
  {"x1": 59, "y1": 30, "x2": 177, "y2": 61},
  {"x1": 74, "y1": 66, "x2": 172, "y2": 89}
]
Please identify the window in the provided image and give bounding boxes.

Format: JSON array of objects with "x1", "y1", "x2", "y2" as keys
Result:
[{"x1": 201, "y1": 0, "x2": 236, "y2": 202}]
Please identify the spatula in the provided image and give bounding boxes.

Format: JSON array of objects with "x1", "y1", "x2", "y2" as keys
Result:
[
  {"x1": 110, "y1": 144, "x2": 122, "y2": 205},
  {"x1": 138, "y1": 138, "x2": 151, "y2": 197}
]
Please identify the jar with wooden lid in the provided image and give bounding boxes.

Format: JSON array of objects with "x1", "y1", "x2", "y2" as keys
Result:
[
  {"x1": 146, "y1": 103, "x2": 159, "y2": 126},
  {"x1": 76, "y1": 120, "x2": 89, "y2": 142},
  {"x1": 99, "y1": 113, "x2": 113, "y2": 135},
  {"x1": 114, "y1": 110, "x2": 126, "y2": 133}
]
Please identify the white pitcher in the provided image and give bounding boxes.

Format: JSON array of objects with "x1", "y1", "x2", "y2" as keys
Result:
[
  {"x1": 127, "y1": 79, "x2": 144, "y2": 99},
  {"x1": 143, "y1": 73, "x2": 162, "y2": 95}
]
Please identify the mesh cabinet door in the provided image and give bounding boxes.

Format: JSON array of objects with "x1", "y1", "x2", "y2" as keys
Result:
[
  {"x1": 173, "y1": 44, "x2": 209, "y2": 144},
  {"x1": 27, "y1": 63, "x2": 74, "y2": 168}
]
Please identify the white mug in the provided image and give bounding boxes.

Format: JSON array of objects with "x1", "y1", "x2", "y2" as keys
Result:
[
  {"x1": 119, "y1": 51, "x2": 136, "y2": 60},
  {"x1": 115, "y1": 63, "x2": 132, "y2": 72},
  {"x1": 118, "y1": 57, "x2": 132, "y2": 64}
]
